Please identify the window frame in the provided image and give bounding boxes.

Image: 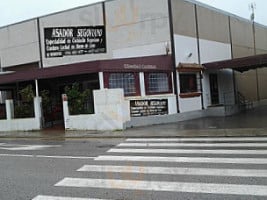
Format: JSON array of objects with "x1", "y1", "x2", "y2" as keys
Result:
[
  {"x1": 144, "y1": 72, "x2": 173, "y2": 95},
  {"x1": 104, "y1": 72, "x2": 140, "y2": 96},
  {"x1": 179, "y1": 72, "x2": 201, "y2": 98}
]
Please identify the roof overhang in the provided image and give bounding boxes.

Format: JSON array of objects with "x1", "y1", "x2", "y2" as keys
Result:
[
  {"x1": 0, "y1": 55, "x2": 173, "y2": 85},
  {"x1": 203, "y1": 53, "x2": 267, "y2": 73},
  {"x1": 177, "y1": 63, "x2": 205, "y2": 72}
]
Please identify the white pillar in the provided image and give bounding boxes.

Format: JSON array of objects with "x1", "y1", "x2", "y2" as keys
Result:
[
  {"x1": 62, "y1": 94, "x2": 70, "y2": 129},
  {"x1": 35, "y1": 79, "x2": 39, "y2": 97},
  {"x1": 139, "y1": 72, "x2": 146, "y2": 97},
  {"x1": 99, "y1": 72, "x2": 105, "y2": 90},
  {"x1": 5, "y1": 99, "x2": 14, "y2": 120},
  {"x1": 34, "y1": 97, "x2": 42, "y2": 118}
]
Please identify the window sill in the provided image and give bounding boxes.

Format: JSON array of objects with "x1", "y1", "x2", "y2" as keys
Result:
[{"x1": 179, "y1": 92, "x2": 202, "y2": 98}]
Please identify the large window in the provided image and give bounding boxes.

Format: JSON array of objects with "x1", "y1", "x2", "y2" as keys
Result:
[
  {"x1": 105, "y1": 73, "x2": 139, "y2": 96},
  {"x1": 179, "y1": 73, "x2": 198, "y2": 93},
  {"x1": 145, "y1": 72, "x2": 172, "y2": 95}
]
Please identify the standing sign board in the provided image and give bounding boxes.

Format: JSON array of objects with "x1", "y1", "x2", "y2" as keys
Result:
[
  {"x1": 130, "y1": 99, "x2": 168, "y2": 117},
  {"x1": 44, "y1": 26, "x2": 106, "y2": 58}
]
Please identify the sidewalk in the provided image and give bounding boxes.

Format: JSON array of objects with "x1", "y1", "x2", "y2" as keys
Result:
[{"x1": 1, "y1": 106, "x2": 267, "y2": 139}]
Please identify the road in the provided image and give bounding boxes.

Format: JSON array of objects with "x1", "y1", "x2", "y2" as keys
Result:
[{"x1": 1, "y1": 137, "x2": 267, "y2": 200}]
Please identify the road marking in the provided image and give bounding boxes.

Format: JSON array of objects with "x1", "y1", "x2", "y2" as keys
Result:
[
  {"x1": 0, "y1": 143, "x2": 61, "y2": 151},
  {"x1": 77, "y1": 164, "x2": 267, "y2": 177},
  {"x1": 32, "y1": 195, "x2": 112, "y2": 200},
  {"x1": 0, "y1": 153, "x2": 34, "y2": 158},
  {"x1": 95, "y1": 155, "x2": 267, "y2": 164},
  {"x1": 108, "y1": 148, "x2": 267, "y2": 155},
  {"x1": 118, "y1": 142, "x2": 267, "y2": 147},
  {"x1": 0, "y1": 154, "x2": 95, "y2": 160},
  {"x1": 126, "y1": 137, "x2": 267, "y2": 142},
  {"x1": 55, "y1": 177, "x2": 267, "y2": 196}
]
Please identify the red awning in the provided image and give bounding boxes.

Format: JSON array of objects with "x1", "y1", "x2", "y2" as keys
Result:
[
  {"x1": 203, "y1": 54, "x2": 267, "y2": 72},
  {"x1": 0, "y1": 55, "x2": 173, "y2": 85}
]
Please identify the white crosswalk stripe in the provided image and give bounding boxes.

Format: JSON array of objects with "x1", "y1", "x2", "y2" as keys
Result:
[
  {"x1": 32, "y1": 196, "x2": 111, "y2": 200},
  {"x1": 108, "y1": 148, "x2": 267, "y2": 155},
  {"x1": 117, "y1": 142, "x2": 267, "y2": 147},
  {"x1": 77, "y1": 164, "x2": 267, "y2": 177},
  {"x1": 33, "y1": 136, "x2": 267, "y2": 199},
  {"x1": 126, "y1": 137, "x2": 267, "y2": 142},
  {"x1": 55, "y1": 177, "x2": 267, "y2": 196}
]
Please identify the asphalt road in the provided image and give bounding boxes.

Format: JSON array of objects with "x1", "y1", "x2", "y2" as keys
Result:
[{"x1": 1, "y1": 137, "x2": 267, "y2": 200}]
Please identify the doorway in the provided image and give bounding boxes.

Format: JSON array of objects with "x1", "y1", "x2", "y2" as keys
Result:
[{"x1": 209, "y1": 74, "x2": 219, "y2": 105}]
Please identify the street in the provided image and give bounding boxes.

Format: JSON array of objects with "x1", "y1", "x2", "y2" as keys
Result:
[{"x1": 0, "y1": 137, "x2": 267, "y2": 200}]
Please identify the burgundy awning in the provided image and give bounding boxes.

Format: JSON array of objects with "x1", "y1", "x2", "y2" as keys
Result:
[
  {"x1": 0, "y1": 55, "x2": 173, "y2": 85},
  {"x1": 203, "y1": 54, "x2": 267, "y2": 72}
]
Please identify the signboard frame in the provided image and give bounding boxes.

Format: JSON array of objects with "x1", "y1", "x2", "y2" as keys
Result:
[{"x1": 44, "y1": 26, "x2": 106, "y2": 58}]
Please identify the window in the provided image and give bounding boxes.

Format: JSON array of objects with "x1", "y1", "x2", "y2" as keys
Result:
[
  {"x1": 105, "y1": 73, "x2": 139, "y2": 96},
  {"x1": 145, "y1": 72, "x2": 172, "y2": 94},
  {"x1": 179, "y1": 73, "x2": 198, "y2": 93}
]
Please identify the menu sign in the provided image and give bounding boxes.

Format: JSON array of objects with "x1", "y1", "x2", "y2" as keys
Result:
[
  {"x1": 130, "y1": 99, "x2": 168, "y2": 117},
  {"x1": 44, "y1": 26, "x2": 106, "y2": 58}
]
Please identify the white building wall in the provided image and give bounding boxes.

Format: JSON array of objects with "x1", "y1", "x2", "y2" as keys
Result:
[
  {"x1": 199, "y1": 39, "x2": 233, "y2": 108},
  {"x1": 199, "y1": 39, "x2": 232, "y2": 63},
  {"x1": 39, "y1": 4, "x2": 107, "y2": 68},
  {"x1": 0, "y1": 20, "x2": 40, "y2": 68},
  {"x1": 37, "y1": 0, "x2": 171, "y2": 68},
  {"x1": 174, "y1": 34, "x2": 202, "y2": 113},
  {"x1": 106, "y1": 0, "x2": 171, "y2": 59}
]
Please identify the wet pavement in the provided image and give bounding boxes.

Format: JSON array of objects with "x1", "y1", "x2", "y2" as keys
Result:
[{"x1": 0, "y1": 105, "x2": 266, "y2": 139}]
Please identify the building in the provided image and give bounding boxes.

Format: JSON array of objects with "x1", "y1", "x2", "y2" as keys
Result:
[{"x1": 0, "y1": 0, "x2": 266, "y2": 131}]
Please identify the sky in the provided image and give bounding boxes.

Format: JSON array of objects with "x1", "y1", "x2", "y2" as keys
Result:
[{"x1": 0, "y1": 0, "x2": 266, "y2": 27}]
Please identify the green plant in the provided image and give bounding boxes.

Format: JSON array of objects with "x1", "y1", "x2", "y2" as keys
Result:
[
  {"x1": 15, "y1": 85, "x2": 34, "y2": 118},
  {"x1": 18, "y1": 85, "x2": 34, "y2": 102},
  {"x1": 40, "y1": 90, "x2": 51, "y2": 114},
  {"x1": 64, "y1": 83, "x2": 93, "y2": 115}
]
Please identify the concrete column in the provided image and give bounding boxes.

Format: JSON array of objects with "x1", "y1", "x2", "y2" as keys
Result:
[
  {"x1": 139, "y1": 72, "x2": 146, "y2": 97},
  {"x1": 5, "y1": 99, "x2": 14, "y2": 120},
  {"x1": 99, "y1": 72, "x2": 105, "y2": 90},
  {"x1": 62, "y1": 94, "x2": 70, "y2": 129},
  {"x1": 34, "y1": 97, "x2": 42, "y2": 118},
  {"x1": 35, "y1": 79, "x2": 39, "y2": 97}
]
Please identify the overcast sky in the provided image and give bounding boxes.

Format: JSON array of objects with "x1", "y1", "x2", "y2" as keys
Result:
[{"x1": 0, "y1": 0, "x2": 266, "y2": 27}]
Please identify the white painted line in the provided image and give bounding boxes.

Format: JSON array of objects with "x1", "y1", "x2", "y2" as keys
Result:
[
  {"x1": 77, "y1": 165, "x2": 267, "y2": 177},
  {"x1": 118, "y1": 142, "x2": 267, "y2": 147},
  {"x1": 0, "y1": 154, "x2": 95, "y2": 160},
  {"x1": 35, "y1": 155, "x2": 96, "y2": 160},
  {"x1": 0, "y1": 154, "x2": 34, "y2": 158},
  {"x1": 55, "y1": 177, "x2": 267, "y2": 196},
  {"x1": 126, "y1": 137, "x2": 267, "y2": 142},
  {"x1": 95, "y1": 155, "x2": 267, "y2": 164},
  {"x1": 32, "y1": 195, "x2": 111, "y2": 200},
  {"x1": 108, "y1": 148, "x2": 267, "y2": 155},
  {"x1": 0, "y1": 144, "x2": 62, "y2": 151}
]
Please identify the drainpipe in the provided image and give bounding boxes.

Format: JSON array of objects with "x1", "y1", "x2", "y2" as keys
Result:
[
  {"x1": 37, "y1": 18, "x2": 43, "y2": 69},
  {"x1": 228, "y1": 16, "x2": 237, "y2": 104},
  {"x1": 194, "y1": 4, "x2": 204, "y2": 109},
  {"x1": 252, "y1": 21, "x2": 260, "y2": 102},
  {"x1": 168, "y1": 0, "x2": 180, "y2": 113}
]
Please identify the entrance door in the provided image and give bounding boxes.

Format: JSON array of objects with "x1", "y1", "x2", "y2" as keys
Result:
[{"x1": 209, "y1": 74, "x2": 219, "y2": 105}]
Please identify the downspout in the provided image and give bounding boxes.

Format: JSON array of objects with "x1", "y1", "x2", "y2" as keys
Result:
[
  {"x1": 37, "y1": 18, "x2": 43, "y2": 69},
  {"x1": 252, "y1": 21, "x2": 260, "y2": 101},
  {"x1": 194, "y1": 4, "x2": 204, "y2": 109},
  {"x1": 168, "y1": 0, "x2": 180, "y2": 113},
  {"x1": 228, "y1": 16, "x2": 237, "y2": 104}
]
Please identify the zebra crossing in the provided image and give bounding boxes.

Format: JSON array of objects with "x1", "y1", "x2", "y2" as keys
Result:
[{"x1": 32, "y1": 137, "x2": 267, "y2": 200}]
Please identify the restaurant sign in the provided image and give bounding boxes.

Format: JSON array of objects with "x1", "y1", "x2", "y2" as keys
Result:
[
  {"x1": 130, "y1": 99, "x2": 168, "y2": 117},
  {"x1": 44, "y1": 26, "x2": 106, "y2": 58}
]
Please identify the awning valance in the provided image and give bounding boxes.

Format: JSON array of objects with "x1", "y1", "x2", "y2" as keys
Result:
[
  {"x1": 177, "y1": 63, "x2": 205, "y2": 72},
  {"x1": 0, "y1": 55, "x2": 173, "y2": 85},
  {"x1": 203, "y1": 54, "x2": 267, "y2": 73}
]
